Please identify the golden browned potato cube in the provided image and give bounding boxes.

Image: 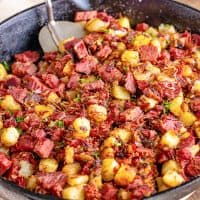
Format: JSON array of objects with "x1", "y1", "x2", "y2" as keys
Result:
[
  {"x1": 112, "y1": 85, "x2": 131, "y2": 100},
  {"x1": 156, "y1": 177, "x2": 170, "y2": 192},
  {"x1": 34, "y1": 104, "x2": 54, "y2": 119},
  {"x1": 118, "y1": 17, "x2": 131, "y2": 29},
  {"x1": 118, "y1": 189, "x2": 131, "y2": 200},
  {"x1": 67, "y1": 175, "x2": 89, "y2": 186},
  {"x1": 62, "y1": 185, "x2": 84, "y2": 200},
  {"x1": 64, "y1": 146, "x2": 74, "y2": 164},
  {"x1": 160, "y1": 130, "x2": 180, "y2": 148},
  {"x1": 132, "y1": 34, "x2": 151, "y2": 48},
  {"x1": 62, "y1": 163, "x2": 81, "y2": 176},
  {"x1": 89, "y1": 174, "x2": 103, "y2": 189},
  {"x1": 169, "y1": 93, "x2": 183, "y2": 116},
  {"x1": 0, "y1": 64, "x2": 7, "y2": 81},
  {"x1": 26, "y1": 175, "x2": 37, "y2": 191},
  {"x1": 102, "y1": 158, "x2": 119, "y2": 181},
  {"x1": 1, "y1": 127, "x2": 20, "y2": 147},
  {"x1": 161, "y1": 160, "x2": 179, "y2": 175},
  {"x1": 179, "y1": 111, "x2": 197, "y2": 127},
  {"x1": 73, "y1": 117, "x2": 91, "y2": 138},
  {"x1": 47, "y1": 92, "x2": 61, "y2": 103},
  {"x1": 162, "y1": 170, "x2": 184, "y2": 187},
  {"x1": 114, "y1": 164, "x2": 136, "y2": 186},
  {"x1": 110, "y1": 128, "x2": 131, "y2": 143},
  {"x1": 39, "y1": 158, "x2": 58, "y2": 173},
  {"x1": 87, "y1": 104, "x2": 107, "y2": 123},
  {"x1": 121, "y1": 50, "x2": 140, "y2": 65},
  {"x1": 85, "y1": 18, "x2": 109, "y2": 32},
  {"x1": 1, "y1": 95, "x2": 21, "y2": 111}
]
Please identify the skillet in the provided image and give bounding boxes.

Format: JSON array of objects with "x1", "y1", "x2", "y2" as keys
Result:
[{"x1": 0, "y1": 0, "x2": 200, "y2": 199}]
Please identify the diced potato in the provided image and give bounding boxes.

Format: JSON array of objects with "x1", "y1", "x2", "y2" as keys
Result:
[
  {"x1": 102, "y1": 158, "x2": 119, "y2": 181},
  {"x1": 114, "y1": 164, "x2": 136, "y2": 186},
  {"x1": 118, "y1": 17, "x2": 131, "y2": 29},
  {"x1": 132, "y1": 34, "x2": 151, "y2": 48},
  {"x1": 195, "y1": 127, "x2": 200, "y2": 138},
  {"x1": 18, "y1": 160, "x2": 33, "y2": 178},
  {"x1": 1, "y1": 95, "x2": 21, "y2": 111},
  {"x1": 145, "y1": 63, "x2": 161, "y2": 74},
  {"x1": 0, "y1": 118, "x2": 3, "y2": 130},
  {"x1": 121, "y1": 50, "x2": 140, "y2": 65},
  {"x1": 67, "y1": 175, "x2": 89, "y2": 186},
  {"x1": 133, "y1": 71, "x2": 151, "y2": 81},
  {"x1": 192, "y1": 80, "x2": 200, "y2": 93},
  {"x1": 89, "y1": 174, "x2": 103, "y2": 189},
  {"x1": 0, "y1": 64, "x2": 7, "y2": 81},
  {"x1": 161, "y1": 160, "x2": 179, "y2": 175},
  {"x1": 62, "y1": 185, "x2": 84, "y2": 200},
  {"x1": 112, "y1": 85, "x2": 130, "y2": 100},
  {"x1": 102, "y1": 136, "x2": 118, "y2": 149},
  {"x1": 47, "y1": 92, "x2": 61, "y2": 103},
  {"x1": 58, "y1": 37, "x2": 74, "y2": 53},
  {"x1": 169, "y1": 93, "x2": 183, "y2": 116},
  {"x1": 85, "y1": 18, "x2": 109, "y2": 32},
  {"x1": 1, "y1": 127, "x2": 20, "y2": 147},
  {"x1": 63, "y1": 60, "x2": 73, "y2": 75},
  {"x1": 87, "y1": 104, "x2": 107, "y2": 123},
  {"x1": 34, "y1": 104, "x2": 54, "y2": 119},
  {"x1": 26, "y1": 175, "x2": 37, "y2": 191},
  {"x1": 101, "y1": 147, "x2": 115, "y2": 159},
  {"x1": 108, "y1": 29, "x2": 127, "y2": 37},
  {"x1": 110, "y1": 128, "x2": 131, "y2": 143},
  {"x1": 0, "y1": 146, "x2": 9, "y2": 155},
  {"x1": 64, "y1": 146, "x2": 74, "y2": 164},
  {"x1": 118, "y1": 189, "x2": 131, "y2": 200},
  {"x1": 117, "y1": 42, "x2": 126, "y2": 52},
  {"x1": 162, "y1": 170, "x2": 184, "y2": 187},
  {"x1": 188, "y1": 144, "x2": 200, "y2": 157},
  {"x1": 73, "y1": 117, "x2": 91, "y2": 138},
  {"x1": 156, "y1": 177, "x2": 170, "y2": 192},
  {"x1": 80, "y1": 75, "x2": 96, "y2": 85},
  {"x1": 157, "y1": 73, "x2": 175, "y2": 82},
  {"x1": 179, "y1": 111, "x2": 197, "y2": 127},
  {"x1": 138, "y1": 95, "x2": 158, "y2": 111},
  {"x1": 39, "y1": 158, "x2": 58, "y2": 173},
  {"x1": 182, "y1": 65, "x2": 193, "y2": 77},
  {"x1": 151, "y1": 39, "x2": 161, "y2": 54},
  {"x1": 159, "y1": 24, "x2": 176, "y2": 34},
  {"x1": 146, "y1": 27, "x2": 158, "y2": 37},
  {"x1": 62, "y1": 163, "x2": 81, "y2": 176},
  {"x1": 160, "y1": 130, "x2": 180, "y2": 148}
]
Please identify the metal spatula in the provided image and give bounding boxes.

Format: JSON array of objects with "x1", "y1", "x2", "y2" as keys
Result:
[{"x1": 39, "y1": 0, "x2": 86, "y2": 52}]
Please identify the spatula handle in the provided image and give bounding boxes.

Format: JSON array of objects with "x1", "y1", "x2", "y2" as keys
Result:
[{"x1": 45, "y1": 0, "x2": 55, "y2": 23}]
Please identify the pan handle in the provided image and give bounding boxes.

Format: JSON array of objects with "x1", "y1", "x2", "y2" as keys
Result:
[{"x1": 45, "y1": 0, "x2": 60, "y2": 46}]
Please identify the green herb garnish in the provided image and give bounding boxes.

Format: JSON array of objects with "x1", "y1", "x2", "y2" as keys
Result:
[
  {"x1": 16, "y1": 128, "x2": 23, "y2": 135},
  {"x1": 163, "y1": 100, "x2": 171, "y2": 114},
  {"x1": 56, "y1": 120, "x2": 65, "y2": 128},
  {"x1": 15, "y1": 116, "x2": 24, "y2": 123},
  {"x1": 2, "y1": 61, "x2": 10, "y2": 72},
  {"x1": 74, "y1": 94, "x2": 81, "y2": 103},
  {"x1": 91, "y1": 152, "x2": 100, "y2": 159}
]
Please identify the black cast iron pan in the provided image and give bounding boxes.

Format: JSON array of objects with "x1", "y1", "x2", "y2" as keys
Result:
[{"x1": 0, "y1": 0, "x2": 200, "y2": 199}]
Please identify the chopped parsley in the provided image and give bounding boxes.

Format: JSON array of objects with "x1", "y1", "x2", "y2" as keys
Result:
[
  {"x1": 55, "y1": 141, "x2": 65, "y2": 149},
  {"x1": 2, "y1": 61, "x2": 10, "y2": 72},
  {"x1": 15, "y1": 116, "x2": 24, "y2": 123},
  {"x1": 56, "y1": 120, "x2": 65, "y2": 128},
  {"x1": 16, "y1": 128, "x2": 23, "y2": 135},
  {"x1": 74, "y1": 94, "x2": 81, "y2": 103},
  {"x1": 163, "y1": 100, "x2": 171, "y2": 114},
  {"x1": 91, "y1": 152, "x2": 100, "y2": 159}
]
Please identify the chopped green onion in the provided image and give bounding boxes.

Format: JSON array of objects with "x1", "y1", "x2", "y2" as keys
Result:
[
  {"x1": 2, "y1": 61, "x2": 10, "y2": 72},
  {"x1": 15, "y1": 116, "x2": 24, "y2": 123},
  {"x1": 91, "y1": 152, "x2": 100, "y2": 159},
  {"x1": 163, "y1": 100, "x2": 171, "y2": 114},
  {"x1": 56, "y1": 120, "x2": 65, "y2": 128}
]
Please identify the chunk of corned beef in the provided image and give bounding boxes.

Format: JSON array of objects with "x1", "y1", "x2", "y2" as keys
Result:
[
  {"x1": 185, "y1": 157, "x2": 200, "y2": 177},
  {"x1": 135, "y1": 23, "x2": 149, "y2": 32},
  {"x1": 24, "y1": 113, "x2": 41, "y2": 128},
  {"x1": 97, "y1": 12, "x2": 113, "y2": 22},
  {"x1": 54, "y1": 82, "x2": 65, "y2": 97},
  {"x1": 4, "y1": 75, "x2": 21, "y2": 88},
  {"x1": 125, "y1": 72, "x2": 136, "y2": 94},
  {"x1": 98, "y1": 63, "x2": 123, "y2": 82},
  {"x1": 34, "y1": 138, "x2": 54, "y2": 158},
  {"x1": 84, "y1": 33, "x2": 101, "y2": 52},
  {"x1": 43, "y1": 52, "x2": 58, "y2": 61},
  {"x1": 96, "y1": 45, "x2": 112, "y2": 60},
  {"x1": 8, "y1": 87, "x2": 28, "y2": 103},
  {"x1": 42, "y1": 74, "x2": 59, "y2": 88},
  {"x1": 120, "y1": 107, "x2": 143, "y2": 122},
  {"x1": 159, "y1": 81, "x2": 181, "y2": 100},
  {"x1": 178, "y1": 133, "x2": 195, "y2": 149},
  {"x1": 75, "y1": 55, "x2": 98, "y2": 75},
  {"x1": 170, "y1": 47, "x2": 186, "y2": 60},
  {"x1": 50, "y1": 128, "x2": 64, "y2": 142},
  {"x1": 67, "y1": 73, "x2": 80, "y2": 89},
  {"x1": 139, "y1": 45, "x2": 159, "y2": 62},
  {"x1": 12, "y1": 62, "x2": 37, "y2": 77},
  {"x1": 0, "y1": 152, "x2": 12, "y2": 176},
  {"x1": 24, "y1": 75, "x2": 50, "y2": 95},
  {"x1": 192, "y1": 34, "x2": 200, "y2": 46},
  {"x1": 74, "y1": 40, "x2": 89, "y2": 59},
  {"x1": 84, "y1": 80, "x2": 104, "y2": 91},
  {"x1": 37, "y1": 172, "x2": 67, "y2": 197},
  {"x1": 155, "y1": 114, "x2": 183, "y2": 133},
  {"x1": 14, "y1": 51, "x2": 39, "y2": 63},
  {"x1": 85, "y1": 184, "x2": 102, "y2": 200},
  {"x1": 190, "y1": 97, "x2": 200, "y2": 112},
  {"x1": 75, "y1": 10, "x2": 97, "y2": 21},
  {"x1": 15, "y1": 135, "x2": 34, "y2": 152},
  {"x1": 31, "y1": 129, "x2": 46, "y2": 139},
  {"x1": 64, "y1": 38, "x2": 80, "y2": 50},
  {"x1": 101, "y1": 183, "x2": 118, "y2": 200}
]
